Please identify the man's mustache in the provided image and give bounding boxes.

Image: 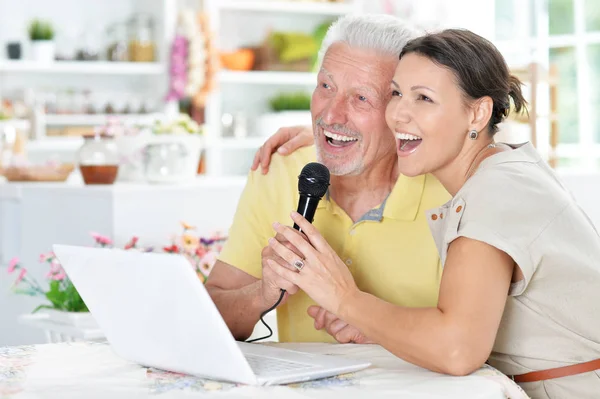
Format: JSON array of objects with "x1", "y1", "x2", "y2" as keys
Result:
[{"x1": 316, "y1": 117, "x2": 361, "y2": 139}]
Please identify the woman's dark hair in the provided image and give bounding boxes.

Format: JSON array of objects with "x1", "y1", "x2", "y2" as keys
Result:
[{"x1": 400, "y1": 29, "x2": 527, "y2": 135}]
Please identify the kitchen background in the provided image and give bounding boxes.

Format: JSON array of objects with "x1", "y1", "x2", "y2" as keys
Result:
[{"x1": 1, "y1": 0, "x2": 598, "y2": 346}]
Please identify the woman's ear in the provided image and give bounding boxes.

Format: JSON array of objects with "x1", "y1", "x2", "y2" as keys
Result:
[{"x1": 469, "y1": 97, "x2": 493, "y2": 132}]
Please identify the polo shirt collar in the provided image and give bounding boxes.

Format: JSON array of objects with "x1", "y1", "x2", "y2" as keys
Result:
[{"x1": 318, "y1": 173, "x2": 426, "y2": 222}]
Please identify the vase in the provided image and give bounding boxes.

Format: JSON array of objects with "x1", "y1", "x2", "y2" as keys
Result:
[
  {"x1": 76, "y1": 134, "x2": 120, "y2": 185},
  {"x1": 31, "y1": 40, "x2": 55, "y2": 63},
  {"x1": 143, "y1": 134, "x2": 203, "y2": 184},
  {"x1": 6, "y1": 42, "x2": 21, "y2": 60}
]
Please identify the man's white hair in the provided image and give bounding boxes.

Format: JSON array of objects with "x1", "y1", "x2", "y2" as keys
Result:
[{"x1": 318, "y1": 14, "x2": 420, "y2": 67}]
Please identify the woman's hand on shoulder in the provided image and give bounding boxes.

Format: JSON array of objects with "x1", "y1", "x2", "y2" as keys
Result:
[{"x1": 251, "y1": 125, "x2": 314, "y2": 174}]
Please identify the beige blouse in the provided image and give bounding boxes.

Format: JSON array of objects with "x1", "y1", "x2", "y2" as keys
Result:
[{"x1": 426, "y1": 143, "x2": 600, "y2": 399}]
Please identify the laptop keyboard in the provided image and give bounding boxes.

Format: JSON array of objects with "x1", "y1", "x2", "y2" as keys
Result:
[{"x1": 245, "y1": 354, "x2": 315, "y2": 375}]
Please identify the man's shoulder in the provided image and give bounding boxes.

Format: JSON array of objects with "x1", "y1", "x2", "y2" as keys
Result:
[
  {"x1": 421, "y1": 174, "x2": 451, "y2": 207},
  {"x1": 250, "y1": 146, "x2": 317, "y2": 186},
  {"x1": 240, "y1": 146, "x2": 318, "y2": 210}
]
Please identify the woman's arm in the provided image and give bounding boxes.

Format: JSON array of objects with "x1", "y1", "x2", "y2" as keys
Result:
[
  {"x1": 268, "y1": 213, "x2": 514, "y2": 376},
  {"x1": 340, "y1": 236, "x2": 514, "y2": 375},
  {"x1": 250, "y1": 126, "x2": 315, "y2": 174}
]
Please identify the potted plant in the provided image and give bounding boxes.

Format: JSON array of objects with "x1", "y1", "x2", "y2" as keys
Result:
[
  {"x1": 255, "y1": 91, "x2": 312, "y2": 137},
  {"x1": 7, "y1": 224, "x2": 225, "y2": 329},
  {"x1": 8, "y1": 250, "x2": 93, "y2": 328},
  {"x1": 28, "y1": 19, "x2": 55, "y2": 63}
]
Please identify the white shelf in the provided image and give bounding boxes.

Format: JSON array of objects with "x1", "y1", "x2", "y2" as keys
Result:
[
  {"x1": 0, "y1": 119, "x2": 30, "y2": 130},
  {"x1": 26, "y1": 136, "x2": 84, "y2": 152},
  {"x1": 218, "y1": 0, "x2": 355, "y2": 15},
  {"x1": 45, "y1": 113, "x2": 162, "y2": 126},
  {"x1": 219, "y1": 70, "x2": 317, "y2": 85},
  {"x1": 0, "y1": 60, "x2": 164, "y2": 75},
  {"x1": 24, "y1": 136, "x2": 265, "y2": 153},
  {"x1": 214, "y1": 137, "x2": 266, "y2": 149}
]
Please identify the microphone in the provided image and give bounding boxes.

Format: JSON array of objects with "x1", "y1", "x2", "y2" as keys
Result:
[
  {"x1": 293, "y1": 162, "x2": 330, "y2": 231},
  {"x1": 245, "y1": 162, "x2": 330, "y2": 344}
]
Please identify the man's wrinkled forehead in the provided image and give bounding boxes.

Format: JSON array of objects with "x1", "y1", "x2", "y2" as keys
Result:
[
  {"x1": 318, "y1": 55, "x2": 398, "y2": 98},
  {"x1": 320, "y1": 44, "x2": 398, "y2": 77}
]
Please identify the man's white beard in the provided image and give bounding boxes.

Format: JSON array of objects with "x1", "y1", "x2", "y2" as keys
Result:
[{"x1": 315, "y1": 143, "x2": 364, "y2": 176}]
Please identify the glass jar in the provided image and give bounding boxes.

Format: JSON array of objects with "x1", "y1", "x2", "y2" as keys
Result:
[
  {"x1": 143, "y1": 142, "x2": 188, "y2": 183},
  {"x1": 128, "y1": 14, "x2": 155, "y2": 62},
  {"x1": 77, "y1": 134, "x2": 120, "y2": 185},
  {"x1": 106, "y1": 22, "x2": 128, "y2": 62},
  {"x1": 76, "y1": 30, "x2": 100, "y2": 61}
]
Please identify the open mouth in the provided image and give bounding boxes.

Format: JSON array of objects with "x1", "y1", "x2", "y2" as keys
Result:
[
  {"x1": 395, "y1": 132, "x2": 422, "y2": 155},
  {"x1": 324, "y1": 130, "x2": 359, "y2": 148}
]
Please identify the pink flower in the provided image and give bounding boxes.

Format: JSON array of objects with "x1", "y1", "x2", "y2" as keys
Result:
[
  {"x1": 14, "y1": 268, "x2": 27, "y2": 285},
  {"x1": 52, "y1": 270, "x2": 66, "y2": 281},
  {"x1": 39, "y1": 252, "x2": 53, "y2": 263},
  {"x1": 90, "y1": 232, "x2": 113, "y2": 246},
  {"x1": 199, "y1": 252, "x2": 218, "y2": 274},
  {"x1": 7, "y1": 257, "x2": 19, "y2": 273},
  {"x1": 46, "y1": 261, "x2": 66, "y2": 280},
  {"x1": 195, "y1": 246, "x2": 207, "y2": 258},
  {"x1": 124, "y1": 236, "x2": 139, "y2": 250},
  {"x1": 50, "y1": 260, "x2": 61, "y2": 273},
  {"x1": 163, "y1": 244, "x2": 179, "y2": 253}
]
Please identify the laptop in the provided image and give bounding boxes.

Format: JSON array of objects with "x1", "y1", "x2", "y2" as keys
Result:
[{"x1": 53, "y1": 244, "x2": 371, "y2": 386}]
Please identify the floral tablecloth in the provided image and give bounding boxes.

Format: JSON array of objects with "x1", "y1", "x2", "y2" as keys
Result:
[{"x1": 0, "y1": 341, "x2": 529, "y2": 399}]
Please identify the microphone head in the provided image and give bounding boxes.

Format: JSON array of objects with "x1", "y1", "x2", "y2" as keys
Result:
[{"x1": 298, "y1": 162, "x2": 330, "y2": 198}]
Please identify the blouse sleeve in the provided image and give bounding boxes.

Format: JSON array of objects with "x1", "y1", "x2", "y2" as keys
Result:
[{"x1": 444, "y1": 167, "x2": 569, "y2": 296}]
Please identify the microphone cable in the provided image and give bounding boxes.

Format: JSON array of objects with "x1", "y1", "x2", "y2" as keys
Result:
[{"x1": 245, "y1": 289, "x2": 285, "y2": 343}]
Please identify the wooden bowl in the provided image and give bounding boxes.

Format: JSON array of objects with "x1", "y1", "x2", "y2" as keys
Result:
[{"x1": 1, "y1": 163, "x2": 74, "y2": 182}]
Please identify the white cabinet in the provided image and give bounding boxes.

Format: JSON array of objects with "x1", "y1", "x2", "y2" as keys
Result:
[
  {"x1": 202, "y1": 0, "x2": 363, "y2": 177},
  {"x1": 0, "y1": 178, "x2": 247, "y2": 346},
  {"x1": 0, "y1": 0, "x2": 177, "y2": 158}
]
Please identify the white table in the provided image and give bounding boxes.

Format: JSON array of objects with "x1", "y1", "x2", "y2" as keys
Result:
[{"x1": 0, "y1": 341, "x2": 528, "y2": 398}]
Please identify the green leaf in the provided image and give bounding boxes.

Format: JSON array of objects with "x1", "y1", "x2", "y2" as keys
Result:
[
  {"x1": 45, "y1": 280, "x2": 66, "y2": 310},
  {"x1": 28, "y1": 19, "x2": 54, "y2": 41},
  {"x1": 62, "y1": 279, "x2": 88, "y2": 312}
]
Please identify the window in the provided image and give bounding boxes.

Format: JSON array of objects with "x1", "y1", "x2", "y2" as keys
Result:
[
  {"x1": 549, "y1": 0, "x2": 600, "y2": 169},
  {"x1": 494, "y1": 0, "x2": 600, "y2": 170}
]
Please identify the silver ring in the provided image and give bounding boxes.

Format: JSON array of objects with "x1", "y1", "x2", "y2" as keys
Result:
[{"x1": 293, "y1": 259, "x2": 305, "y2": 271}]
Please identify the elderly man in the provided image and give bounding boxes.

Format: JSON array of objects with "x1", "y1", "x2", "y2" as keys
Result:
[{"x1": 205, "y1": 14, "x2": 449, "y2": 343}]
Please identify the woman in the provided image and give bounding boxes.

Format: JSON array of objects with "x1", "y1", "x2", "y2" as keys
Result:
[{"x1": 259, "y1": 29, "x2": 600, "y2": 398}]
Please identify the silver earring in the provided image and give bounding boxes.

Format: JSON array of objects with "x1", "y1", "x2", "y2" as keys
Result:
[{"x1": 468, "y1": 130, "x2": 478, "y2": 140}]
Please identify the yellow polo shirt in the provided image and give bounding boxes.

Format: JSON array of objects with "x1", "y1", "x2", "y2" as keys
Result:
[{"x1": 218, "y1": 146, "x2": 450, "y2": 342}]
